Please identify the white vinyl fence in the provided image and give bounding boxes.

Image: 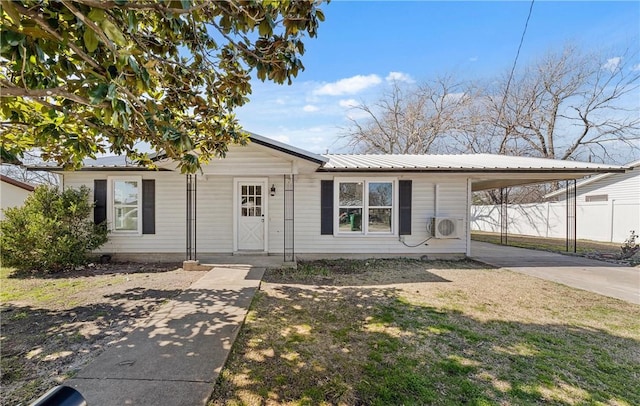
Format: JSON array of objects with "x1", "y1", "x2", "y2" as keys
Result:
[{"x1": 471, "y1": 201, "x2": 640, "y2": 243}]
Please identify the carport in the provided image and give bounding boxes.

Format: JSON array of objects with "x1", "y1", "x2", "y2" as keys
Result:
[{"x1": 468, "y1": 156, "x2": 631, "y2": 254}]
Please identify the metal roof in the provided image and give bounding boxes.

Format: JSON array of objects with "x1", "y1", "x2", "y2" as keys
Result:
[
  {"x1": 26, "y1": 155, "x2": 160, "y2": 171},
  {"x1": 27, "y1": 133, "x2": 326, "y2": 171},
  {"x1": 321, "y1": 153, "x2": 627, "y2": 173}
]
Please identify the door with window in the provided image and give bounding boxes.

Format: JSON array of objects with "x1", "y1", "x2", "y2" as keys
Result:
[{"x1": 237, "y1": 180, "x2": 266, "y2": 251}]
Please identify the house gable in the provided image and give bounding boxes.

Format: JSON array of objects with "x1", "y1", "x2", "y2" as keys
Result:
[{"x1": 194, "y1": 141, "x2": 322, "y2": 176}]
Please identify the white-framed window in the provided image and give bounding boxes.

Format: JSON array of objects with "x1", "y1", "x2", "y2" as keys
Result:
[
  {"x1": 335, "y1": 178, "x2": 396, "y2": 235},
  {"x1": 108, "y1": 176, "x2": 142, "y2": 234},
  {"x1": 585, "y1": 194, "x2": 608, "y2": 202}
]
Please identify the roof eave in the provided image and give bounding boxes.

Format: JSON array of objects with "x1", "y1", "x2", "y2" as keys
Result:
[
  {"x1": 248, "y1": 133, "x2": 327, "y2": 164},
  {"x1": 0, "y1": 175, "x2": 36, "y2": 191},
  {"x1": 316, "y1": 167, "x2": 628, "y2": 173},
  {"x1": 25, "y1": 166, "x2": 170, "y2": 172}
]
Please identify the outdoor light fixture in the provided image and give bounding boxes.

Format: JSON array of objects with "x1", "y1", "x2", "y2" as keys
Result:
[{"x1": 270, "y1": 184, "x2": 276, "y2": 196}]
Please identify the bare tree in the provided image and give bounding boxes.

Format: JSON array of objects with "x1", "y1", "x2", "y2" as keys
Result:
[
  {"x1": 344, "y1": 45, "x2": 639, "y2": 163},
  {"x1": 342, "y1": 76, "x2": 474, "y2": 154},
  {"x1": 1, "y1": 151, "x2": 60, "y2": 186},
  {"x1": 342, "y1": 45, "x2": 639, "y2": 203},
  {"x1": 481, "y1": 45, "x2": 640, "y2": 163}
]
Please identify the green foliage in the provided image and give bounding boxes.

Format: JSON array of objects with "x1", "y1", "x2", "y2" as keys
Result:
[
  {"x1": 0, "y1": 186, "x2": 108, "y2": 272},
  {"x1": 620, "y1": 230, "x2": 639, "y2": 259},
  {"x1": 0, "y1": 0, "x2": 327, "y2": 172}
]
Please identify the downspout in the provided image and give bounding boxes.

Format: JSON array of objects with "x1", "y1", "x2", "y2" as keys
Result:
[
  {"x1": 610, "y1": 199, "x2": 615, "y2": 243},
  {"x1": 434, "y1": 184, "x2": 439, "y2": 217}
]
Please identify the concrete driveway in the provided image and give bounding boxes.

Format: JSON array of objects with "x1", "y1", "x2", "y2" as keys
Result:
[{"x1": 471, "y1": 241, "x2": 640, "y2": 305}]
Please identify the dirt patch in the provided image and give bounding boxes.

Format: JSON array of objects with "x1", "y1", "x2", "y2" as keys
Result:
[{"x1": 1, "y1": 262, "x2": 207, "y2": 405}]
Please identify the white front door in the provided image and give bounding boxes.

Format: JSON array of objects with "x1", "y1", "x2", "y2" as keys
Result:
[{"x1": 237, "y1": 180, "x2": 266, "y2": 251}]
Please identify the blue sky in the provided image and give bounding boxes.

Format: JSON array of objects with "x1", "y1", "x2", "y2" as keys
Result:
[{"x1": 235, "y1": 1, "x2": 640, "y2": 154}]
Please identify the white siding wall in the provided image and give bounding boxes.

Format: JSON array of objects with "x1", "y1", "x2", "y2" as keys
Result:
[
  {"x1": 0, "y1": 182, "x2": 33, "y2": 220},
  {"x1": 294, "y1": 174, "x2": 469, "y2": 255},
  {"x1": 556, "y1": 170, "x2": 640, "y2": 203},
  {"x1": 63, "y1": 170, "x2": 186, "y2": 256},
  {"x1": 196, "y1": 175, "x2": 233, "y2": 253}
]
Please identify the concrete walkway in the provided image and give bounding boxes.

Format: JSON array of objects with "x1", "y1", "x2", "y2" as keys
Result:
[
  {"x1": 471, "y1": 241, "x2": 640, "y2": 305},
  {"x1": 66, "y1": 264, "x2": 265, "y2": 406}
]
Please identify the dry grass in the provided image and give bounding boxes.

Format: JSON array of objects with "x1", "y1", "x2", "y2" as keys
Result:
[
  {"x1": 210, "y1": 258, "x2": 640, "y2": 405},
  {"x1": 471, "y1": 231, "x2": 622, "y2": 255}
]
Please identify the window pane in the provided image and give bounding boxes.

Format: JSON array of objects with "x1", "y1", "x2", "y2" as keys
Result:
[
  {"x1": 115, "y1": 207, "x2": 138, "y2": 231},
  {"x1": 368, "y1": 208, "x2": 392, "y2": 232},
  {"x1": 369, "y1": 182, "x2": 392, "y2": 207},
  {"x1": 339, "y1": 208, "x2": 362, "y2": 232},
  {"x1": 339, "y1": 182, "x2": 363, "y2": 206},
  {"x1": 114, "y1": 181, "x2": 138, "y2": 205}
]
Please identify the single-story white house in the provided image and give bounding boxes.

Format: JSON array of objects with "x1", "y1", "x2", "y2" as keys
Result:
[
  {"x1": 30, "y1": 134, "x2": 630, "y2": 262},
  {"x1": 0, "y1": 174, "x2": 35, "y2": 220}
]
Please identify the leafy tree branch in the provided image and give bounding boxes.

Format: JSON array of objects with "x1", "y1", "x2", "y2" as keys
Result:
[{"x1": 1, "y1": 0, "x2": 327, "y2": 172}]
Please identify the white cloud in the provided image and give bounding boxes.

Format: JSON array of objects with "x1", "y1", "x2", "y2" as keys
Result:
[
  {"x1": 313, "y1": 74, "x2": 382, "y2": 96},
  {"x1": 303, "y1": 104, "x2": 319, "y2": 112},
  {"x1": 603, "y1": 57, "x2": 622, "y2": 72},
  {"x1": 339, "y1": 98, "x2": 359, "y2": 108},
  {"x1": 469, "y1": 56, "x2": 478, "y2": 62},
  {"x1": 385, "y1": 71, "x2": 414, "y2": 83},
  {"x1": 631, "y1": 63, "x2": 640, "y2": 72}
]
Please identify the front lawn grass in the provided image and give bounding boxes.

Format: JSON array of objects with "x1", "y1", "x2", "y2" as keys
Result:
[
  {"x1": 471, "y1": 231, "x2": 622, "y2": 256},
  {"x1": 210, "y1": 258, "x2": 640, "y2": 405}
]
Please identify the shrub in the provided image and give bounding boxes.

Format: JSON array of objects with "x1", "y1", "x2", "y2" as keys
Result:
[
  {"x1": 0, "y1": 186, "x2": 108, "y2": 272},
  {"x1": 620, "y1": 230, "x2": 639, "y2": 259}
]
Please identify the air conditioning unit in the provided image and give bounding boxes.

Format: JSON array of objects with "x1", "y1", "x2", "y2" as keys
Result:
[{"x1": 428, "y1": 217, "x2": 463, "y2": 239}]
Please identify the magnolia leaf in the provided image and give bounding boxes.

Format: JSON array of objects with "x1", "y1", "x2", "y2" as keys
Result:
[
  {"x1": 88, "y1": 84, "x2": 109, "y2": 104},
  {"x1": 101, "y1": 19, "x2": 126, "y2": 47},
  {"x1": 128, "y1": 56, "x2": 140, "y2": 74},
  {"x1": 258, "y1": 18, "x2": 272, "y2": 37},
  {"x1": 83, "y1": 29, "x2": 99, "y2": 53},
  {"x1": 87, "y1": 9, "x2": 106, "y2": 23}
]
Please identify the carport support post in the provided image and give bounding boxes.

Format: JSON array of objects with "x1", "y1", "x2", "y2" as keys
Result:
[
  {"x1": 186, "y1": 174, "x2": 197, "y2": 261},
  {"x1": 565, "y1": 179, "x2": 577, "y2": 253},
  {"x1": 500, "y1": 188, "x2": 508, "y2": 245}
]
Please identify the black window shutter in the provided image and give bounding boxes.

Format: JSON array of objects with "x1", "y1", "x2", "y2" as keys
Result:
[
  {"x1": 142, "y1": 179, "x2": 155, "y2": 234},
  {"x1": 399, "y1": 180, "x2": 412, "y2": 235},
  {"x1": 94, "y1": 180, "x2": 107, "y2": 225},
  {"x1": 320, "y1": 180, "x2": 334, "y2": 235}
]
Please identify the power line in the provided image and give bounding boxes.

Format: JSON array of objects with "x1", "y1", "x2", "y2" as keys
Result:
[{"x1": 490, "y1": 0, "x2": 535, "y2": 148}]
